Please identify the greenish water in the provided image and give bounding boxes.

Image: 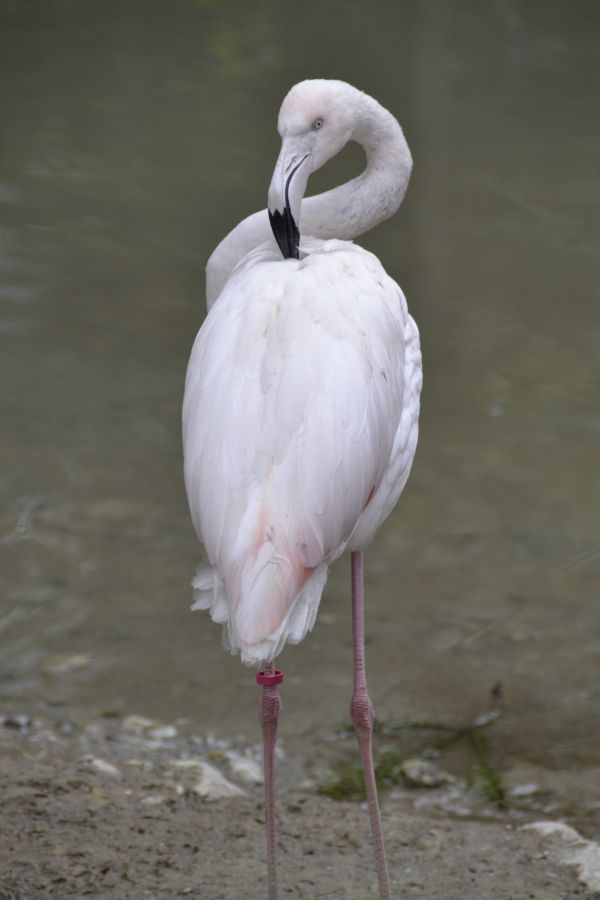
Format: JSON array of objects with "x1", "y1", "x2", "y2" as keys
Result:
[{"x1": 1, "y1": 0, "x2": 599, "y2": 819}]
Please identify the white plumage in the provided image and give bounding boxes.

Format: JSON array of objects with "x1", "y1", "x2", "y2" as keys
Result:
[
  {"x1": 183, "y1": 237, "x2": 420, "y2": 665},
  {"x1": 182, "y1": 79, "x2": 422, "y2": 667}
]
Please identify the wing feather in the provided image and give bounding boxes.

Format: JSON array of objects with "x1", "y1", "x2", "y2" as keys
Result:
[{"x1": 183, "y1": 239, "x2": 421, "y2": 664}]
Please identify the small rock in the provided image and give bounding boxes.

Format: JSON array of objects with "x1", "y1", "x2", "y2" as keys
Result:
[
  {"x1": 99, "y1": 708, "x2": 122, "y2": 719},
  {"x1": 170, "y1": 759, "x2": 206, "y2": 770},
  {"x1": 2, "y1": 714, "x2": 31, "y2": 730},
  {"x1": 41, "y1": 653, "x2": 92, "y2": 676},
  {"x1": 141, "y1": 795, "x2": 167, "y2": 806},
  {"x1": 56, "y1": 720, "x2": 78, "y2": 736},
  {"x1": 81, "y1": 756, "x2": 122, "y2": 779},
  {"x1": 149, "y1": 725, "x2": 178, "y2": 740},
  {"x1": 170, "y1": 759, "x2": 245, "y2": 800},
  {"x1": 524, "y1": 821, "x2": 600, "y2": 893},
  {"x1": 121, "y1": 715, "x2": 156, "y2": 734},
  {"x1": 511, "y1": 782, "x2": 540, "y2": 797},
  {"x1": 400, "y1": 758, "x2": 455, "y2": 788},
  {"x1": 218, "y1": 750, "x2": 263, "y2": 785},
  {"x1": 125, "y1": 758, "x2": 155, "y2": 770}
]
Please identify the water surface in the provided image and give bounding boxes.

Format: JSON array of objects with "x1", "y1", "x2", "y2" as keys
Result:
[{"x1": 1, "y1": 0, "x2": 599, "y2": 816}]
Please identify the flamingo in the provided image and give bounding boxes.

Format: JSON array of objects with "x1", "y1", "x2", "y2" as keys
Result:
[{"x1": 182, "y1": 79, "x2": 422, "y2": 900}]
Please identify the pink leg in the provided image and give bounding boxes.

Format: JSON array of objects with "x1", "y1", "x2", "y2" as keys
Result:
[
  {"x1": 350, "y1": 550, "x2": 392, "y2": 900},
  {"x1": 257, "y1": 664, "x2": 283, "y2": 900}
]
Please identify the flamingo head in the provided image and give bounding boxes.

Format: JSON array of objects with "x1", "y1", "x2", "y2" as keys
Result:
[{"x1": 268, "y1": 79, "x2": 358, "y2": 259}]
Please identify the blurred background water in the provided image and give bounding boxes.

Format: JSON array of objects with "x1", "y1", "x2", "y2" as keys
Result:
[{"x1": 1, "y1": 0, "x2": 599, "y2": 791}]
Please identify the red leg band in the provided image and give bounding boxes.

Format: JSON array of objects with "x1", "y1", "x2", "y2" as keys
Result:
[{"x1": 256, "y1": 669, "x2": 284, "y2": 686}]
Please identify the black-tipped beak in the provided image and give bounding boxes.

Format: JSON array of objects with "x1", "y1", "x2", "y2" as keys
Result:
[
  {"x1": 268, "y1": 149, "x2": 311, "y2": 261},
  {"x1": 268, "y1": 206, "x2": 300, "y2": 260}
]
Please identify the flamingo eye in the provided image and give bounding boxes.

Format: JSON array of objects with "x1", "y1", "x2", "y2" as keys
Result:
[{"x1": 312, "y1": 117, "x2": 324, "y2": 130}]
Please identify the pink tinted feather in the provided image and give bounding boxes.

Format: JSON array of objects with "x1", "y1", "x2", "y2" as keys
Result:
[{"x1": 182, "y1": 237, "x2": 420, "y2": 665}]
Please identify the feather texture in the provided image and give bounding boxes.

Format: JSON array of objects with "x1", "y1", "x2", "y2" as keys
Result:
[{"x1": 183, "y1": 237, "x2": 421, "y2": 665}]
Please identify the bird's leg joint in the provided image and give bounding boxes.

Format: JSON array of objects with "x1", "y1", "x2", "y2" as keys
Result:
[{"x1": 350, "y1": 688, "x2": 375, "y2": 735}]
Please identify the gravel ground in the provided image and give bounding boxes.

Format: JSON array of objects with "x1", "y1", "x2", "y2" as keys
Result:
[{"x1": 0, "y1": 714, "x2": 598, "y2": 900}]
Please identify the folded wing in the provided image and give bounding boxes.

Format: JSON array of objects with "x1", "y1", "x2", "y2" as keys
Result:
[{"x1": 183, "y1": 240, "x2": 419, "y2": 664}]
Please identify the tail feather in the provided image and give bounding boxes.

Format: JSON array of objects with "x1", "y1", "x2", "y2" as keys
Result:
[
  {"x1": 192, "y1": 499, "x2": 330, "y2": 665},
  {"x1": 233, "y1": 560, "x2": 328, "y2": 665},
  {"x1": 235, "y1": 538, "x2": 306, "y2": 645},
  {"x1": 191, "y1": 550, "x2": 328, "y2": 666},
  {"x1": 191, "y1": 565, "x2": 229, "y2": 623}
]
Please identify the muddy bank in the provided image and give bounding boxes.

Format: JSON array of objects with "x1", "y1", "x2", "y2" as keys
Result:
[{"x1": 1, "y1": 714, "x2": 598, "y2": 899}]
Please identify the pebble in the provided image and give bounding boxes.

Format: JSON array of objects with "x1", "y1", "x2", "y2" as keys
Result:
[
  {"x1": 41, "y1": 653, "x2": 92, "y2": 675},
  {"x1": 141, "y1": 795, "x2": 167, "y2": 806},
  {"x1": 400, "y1": 758, "x2": 455, "y2": 788},
  {"x1": 225, "y1": 751, "x2": 263, "y2": 785},
  {"x1": 2, "y1": 714, "x2": 31, "y2": 730},
  {"x1": 170, "y1": 759, "x2": 245, "y2": 799},
  {"x1": 121, "y1": 715, "x2": 156, "y2": 734},
  {"x1": 81, "y1": 756, "x2": 122, "y2": 779},
  {"x1": 511, "y1": 782, "x2": 540, "y2": 797},
  {"x1": 524, "y1": 821, "x2": 600, "y2": 892},
  {"x1": 149, "y1": 725, "x2": 178, "y2": 740},
  {"x1": 125, "y1": 758, "x2": 155, "y2": 770},
  {"x1": 210, "y1": 748, "x2": 263, "y2": 785}
]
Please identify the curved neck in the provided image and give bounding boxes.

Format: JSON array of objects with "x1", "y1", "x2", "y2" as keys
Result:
[
  {"x1": 206, "y1": 95, "x2": 412, "y2": 308},
  {"x1": 302, "y1": 93, "x2": 412, "y2": 242}
]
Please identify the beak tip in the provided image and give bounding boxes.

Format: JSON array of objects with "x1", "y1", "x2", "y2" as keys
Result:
[{"x1": 269, "y1": 207, "x2": 300, "y2": 260}]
